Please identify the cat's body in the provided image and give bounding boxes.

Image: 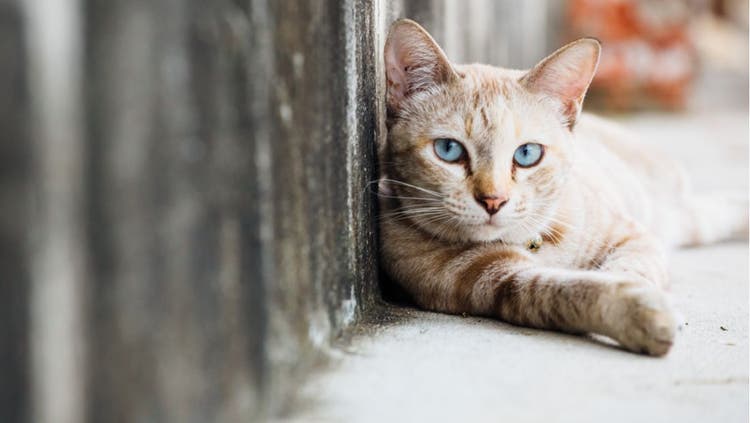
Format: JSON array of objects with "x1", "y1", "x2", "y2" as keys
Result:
[{"x1": 379, "y1": 20, "x2": 747, "y2": 356}]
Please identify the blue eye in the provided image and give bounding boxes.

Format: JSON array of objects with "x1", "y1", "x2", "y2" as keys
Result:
[
  {"x1": 434, "y1": 138, "x2": 466, "y2": 163},
  {"x1": 513, "y1": 143, "x2": 544, "y2": 167}
]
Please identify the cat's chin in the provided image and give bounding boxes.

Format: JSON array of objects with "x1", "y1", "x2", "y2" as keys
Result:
[
  {"x1": 470, "y1": 226, "x2": 531, "y2": 244},
  {"x1": 464, "y1": 225, "x2": 506, "y2": 243},
  {"x1": 421, "y1": 221, "x2": 510, "y2": 244},
  {"x1": 414, "y1": 216, "x2": 540, "y2": 245},
  {"x1": 459, "y1": 220, "x2": 542, "y2": 245}
]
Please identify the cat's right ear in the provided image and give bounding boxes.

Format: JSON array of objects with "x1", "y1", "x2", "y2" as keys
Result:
[{"x1": 384, "y1": 19, "x2": 458, "y2": 114}]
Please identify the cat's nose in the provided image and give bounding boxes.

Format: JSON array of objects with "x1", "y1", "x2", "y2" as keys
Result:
[{"x1": 475, "y1": 193, "x2": 508, "y2": 215}]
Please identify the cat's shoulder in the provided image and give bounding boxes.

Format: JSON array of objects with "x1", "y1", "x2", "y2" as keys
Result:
[
  {"x1": 574, "y1": 112, "x2": 686, "y2": 192},
  {"x1": 575, "y1": 113, "x2": 638, "y2": 144},
  {"x1": 573, "y1": 112, "x2": 651, "y2": 160}
]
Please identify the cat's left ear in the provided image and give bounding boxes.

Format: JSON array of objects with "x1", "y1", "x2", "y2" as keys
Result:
[{"x1": 520, "y1": 38, "x2": 601, "y2": 128}]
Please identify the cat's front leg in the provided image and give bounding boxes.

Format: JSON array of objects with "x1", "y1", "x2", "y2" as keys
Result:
[
  {"x1": 479, "y1": 265, "x2": 676, "y2": 356},
  {"x1": 438, "y1": 244, "x2": 676, "y2": 355},
  {"x1": 590, "y1": 225, "x2": 678, "y2": 354},
  {"x1": 384, "y1": 228, "x2": 677, "y2": 355}
]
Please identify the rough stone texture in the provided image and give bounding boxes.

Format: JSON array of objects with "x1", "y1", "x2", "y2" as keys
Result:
[
  {"x1": 0, "y1": 1, "x2": 29, "y2": 422},
  {"x1": 80, "y1": 0, "x2": 381, "y2": 421},
  {"x1": 257, "y1": 0, "x2": 380, "y2": 417}
]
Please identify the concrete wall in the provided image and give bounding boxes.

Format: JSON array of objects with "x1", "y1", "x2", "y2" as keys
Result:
[{"x1": 2, "y1": 0, "x2": 558, "y2": 421}]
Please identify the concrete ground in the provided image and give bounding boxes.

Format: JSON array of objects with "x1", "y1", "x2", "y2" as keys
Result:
[{"x1": 290, "y1": 110, "x2": 748, "y2": 423}]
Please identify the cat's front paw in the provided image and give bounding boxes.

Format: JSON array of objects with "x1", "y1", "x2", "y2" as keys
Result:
[{"x1": 603, "y1": 282, "x2": 677, "y2": 357}]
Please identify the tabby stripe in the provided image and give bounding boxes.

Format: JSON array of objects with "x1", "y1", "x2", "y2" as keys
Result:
[{"x1": 454, "y1": 249, "x2": 528, "y2": 313}]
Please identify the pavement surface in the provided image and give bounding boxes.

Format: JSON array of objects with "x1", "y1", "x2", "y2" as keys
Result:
[{"x1": 289, "y1": 110, "x2": 748, "y2": 423}]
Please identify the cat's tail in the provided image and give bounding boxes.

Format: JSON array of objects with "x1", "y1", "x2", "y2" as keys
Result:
[{"x1": 662, "y1": 191, "x2": 748, "y2": 248}]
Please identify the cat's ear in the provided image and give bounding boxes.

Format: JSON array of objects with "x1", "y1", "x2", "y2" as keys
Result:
[
  {"x1": 520, "y1": 38, "x2": 600, "y2": 128},
  {"x1": 384, "y1": 19, "x2": 458, "y2": 113}
]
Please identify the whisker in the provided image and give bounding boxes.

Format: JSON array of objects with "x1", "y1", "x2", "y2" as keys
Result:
[
  {"x1": 381, "y1": 211, "x2": 448, "y2": 221},
  {"x1": 375, "y1": 193, "x2": 443, "y2": 202},
  {"x1": 380, "y1": 207, "x2": 450, "y2": 223},
  {"x1": 382, "y1": 204, "x2": 447, "y2": 214},
  {"x1": 378, "y1": 178, "x2": 443, "y2": 197},
  {"x1": 523, "y1": 210, "x2": 575, "y2": 230},
  {"x1": 516, "y1": 214, "x2": 559, "y2": 245}
]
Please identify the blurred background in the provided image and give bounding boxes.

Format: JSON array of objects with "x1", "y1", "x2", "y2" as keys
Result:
[
  {"x1": 571, "y1": 0, "x2": 748, "y2": 111},
  {"x1": 0, "y1": 0, "x2": 746, "y2": 422},
  {"x1": 430, "y1": 0, "x2": 749, "y2": 112}
]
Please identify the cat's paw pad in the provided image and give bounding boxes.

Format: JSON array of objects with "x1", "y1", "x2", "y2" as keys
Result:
[{"x1": 605, "y1": 283, "x2": 677, "y2": 357}]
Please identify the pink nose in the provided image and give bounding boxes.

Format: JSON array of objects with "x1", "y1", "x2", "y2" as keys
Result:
[{"x1": 475, "y1": 193, "x2": 508, "y2": 215}]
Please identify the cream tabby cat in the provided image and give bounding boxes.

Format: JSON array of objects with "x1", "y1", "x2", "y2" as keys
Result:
[{"x1": 379, "y1": 19, "x2": 747, "y2": 356}]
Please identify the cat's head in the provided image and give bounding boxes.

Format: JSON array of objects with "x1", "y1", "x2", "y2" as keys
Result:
[{"x1": 381, "y1": 19, "x2": 600, "y2": 244}]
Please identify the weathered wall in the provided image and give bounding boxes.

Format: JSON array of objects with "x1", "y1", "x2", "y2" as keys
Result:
[
  {"x1": 0, "y1": 0, "x2": 30, "y2": 421},
  {"x1": 3, "y1": 0, "x2": 559, "y2": 421},
  {"x1": 80, "y1": 0, "x2": 382, "y2": 420}
]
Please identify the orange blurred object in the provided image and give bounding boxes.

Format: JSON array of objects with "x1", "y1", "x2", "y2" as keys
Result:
[{"x1": 568, "y1": 0, "x2": 697, "y2": 110}]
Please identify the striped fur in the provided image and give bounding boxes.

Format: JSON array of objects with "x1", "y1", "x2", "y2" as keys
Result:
[{"x1": 379, "y1": 20, "x2": 748, "y2": 356}]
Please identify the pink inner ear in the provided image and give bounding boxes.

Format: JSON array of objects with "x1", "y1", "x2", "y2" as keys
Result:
[
  {"x1": 384, "y1": 21, "x2": 455, "y2": 111},
  {"x1": 534, "y1": 53, "x2": 596, "y2": 102},
  {"x1": 385, "y1": 30, "x2": 426, "y2": 108},
  {"x1": 522, "y1": 40, "x2": 600, "y2": 124},
  {"x1": 553, "y1": 79, "x2": 590, "y2": 103},
  {"x1": 385, "y1": 43, "x2": 408, "y2": 106},
  {"x1": 384, "y1": 41, "x2": 405, "y2": 83}
]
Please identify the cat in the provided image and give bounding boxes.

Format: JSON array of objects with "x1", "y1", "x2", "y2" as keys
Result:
[{"x1": 378, "y1": 19, "x2": 747, "y2": 356}]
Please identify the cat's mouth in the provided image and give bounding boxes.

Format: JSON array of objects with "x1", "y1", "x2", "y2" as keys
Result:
[
  {"x1": 454, "y1": 214, "x2": 504, "y2": 229},
  {"x1": 477, "y1": 211, "x2": 510, "y2": 228}
]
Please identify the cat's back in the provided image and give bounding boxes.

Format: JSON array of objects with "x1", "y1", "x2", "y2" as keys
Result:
[
  {"x1": 571, "y1": 113, "x2": 688, "y2": 222},
  {"x1": 575, "y1": 113, "x2": 687, "y2": 191},
  {"x1": 575, "y1": 113, "x2": 659, "y2": 172}
]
